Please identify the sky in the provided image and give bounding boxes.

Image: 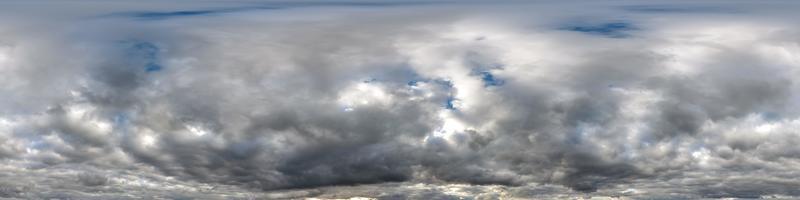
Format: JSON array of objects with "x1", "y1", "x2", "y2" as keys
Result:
[{"x1": 1, "y1": 0, "x2": 800, "y2": 199}]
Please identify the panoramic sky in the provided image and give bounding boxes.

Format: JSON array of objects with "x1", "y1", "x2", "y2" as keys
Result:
[{"x1": 2, "y1": 0, "x2": 800, "y2": 199}]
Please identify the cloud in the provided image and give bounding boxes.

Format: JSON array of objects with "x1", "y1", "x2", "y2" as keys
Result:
[{"x1": 1, "y1": 0, "x2": 800, "y2": 199}]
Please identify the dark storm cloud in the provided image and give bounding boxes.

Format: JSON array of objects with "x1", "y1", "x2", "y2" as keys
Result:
[{"x1": 2, "y1": 0, "x2": 800, "y2": 199}]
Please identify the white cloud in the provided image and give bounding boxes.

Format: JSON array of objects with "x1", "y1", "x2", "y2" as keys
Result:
[{"x1": 1, "y1": 0, "x2": 800, "y2": 199}]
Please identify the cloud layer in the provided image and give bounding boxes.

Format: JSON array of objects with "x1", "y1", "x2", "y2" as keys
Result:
[{"x1": 2, "y1": 0, "x2": 800, "y2": 199}]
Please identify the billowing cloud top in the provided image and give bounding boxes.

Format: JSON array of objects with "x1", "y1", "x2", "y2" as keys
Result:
[{"x1": 2, "y1": 1, "x2": 800, "y2": 199}]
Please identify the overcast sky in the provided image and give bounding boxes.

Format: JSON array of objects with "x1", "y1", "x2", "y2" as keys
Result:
[{"x1": 2, "y1": 1, "x2": 800, "y2": 199}]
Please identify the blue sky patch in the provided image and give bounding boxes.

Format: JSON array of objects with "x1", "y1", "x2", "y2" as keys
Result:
[
  {"x1": 561, "y1": 22, "x2": 637, "y2": 38},
  {"x1": 761, "y1": 112, "x2": 781, "y2": 121},
  {"x1": 108, "y1": 2, "x2": 436, "y2": 21},
  {"x1": 121, "y1": 41, "x2": 164, "y2": 72},
  {"x1": 110, "y1": 1, "x2": 434, "y2": 21},
  {"x1": 362, "y1": 78, "x2": 378, "y2": 83},
  {"x1": 621, "y1": 5, "x2": 736, "y2": 13},
  {"x1": 422, "y1": 79, "x2": 458, "y2": 110},
  {"x1": 111, "y1": 6, "x2": 279, "y2": 20},
  {"x1": 469, "y1": 66, "x2": 505, "y2": 87},
  {"x1": 479, "y1": 71, "x2": 504, "y2": 87},
  {"x1": 128, "y1": 41, "x2": 158, "y2": 60},
  {"x1": 433, "y1": 79, "x2": 453, "y2": 88},
  {"x1": 145, "y1": 63, "x2": 163, "y2": 72},
  {"x1": 445, "y1": 96, "x2": 457, "y2": 110},
  {"x1": 113, "y1": 113, "x2": 129, "y2": 127},
  {"x1": 133, "y1": 10, "x2": 217, "y2": 19}
]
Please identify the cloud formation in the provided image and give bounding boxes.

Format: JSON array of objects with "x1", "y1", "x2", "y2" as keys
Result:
[{"x1": 2, "y1": 0, "x2": 800, "y2": 199}]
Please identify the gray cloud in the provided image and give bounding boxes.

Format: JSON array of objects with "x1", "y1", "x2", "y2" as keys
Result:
[{"x1": 1, "y1": 0, "x2": 800, "y2": 199}]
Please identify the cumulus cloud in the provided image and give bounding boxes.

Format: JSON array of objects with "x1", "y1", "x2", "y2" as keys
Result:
[{"x1": 2, "y1": 0, "x2": 800, "y2": 199}]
